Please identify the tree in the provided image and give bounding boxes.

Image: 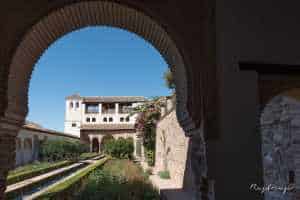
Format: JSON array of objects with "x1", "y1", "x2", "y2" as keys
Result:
[{"x1": 163, "y1": 68, "x2": 175, "y2": 90}]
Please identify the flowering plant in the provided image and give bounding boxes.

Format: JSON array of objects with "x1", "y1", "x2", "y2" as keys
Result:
[{"x1": 130, "y1": 97, "x2": 165, "y2": 165}]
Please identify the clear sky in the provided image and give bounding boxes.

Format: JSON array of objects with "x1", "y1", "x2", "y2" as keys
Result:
[{"x1": 27, "y1": 27, "x2": 170, "y2": 132}]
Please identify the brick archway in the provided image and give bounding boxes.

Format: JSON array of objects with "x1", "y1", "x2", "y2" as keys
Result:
[
  {"x1": 0, "y1": 1, "x2": 209, "y2": 198},
  {"x1": 5, "y1": 1, "x2": 191, "y2": 129}
]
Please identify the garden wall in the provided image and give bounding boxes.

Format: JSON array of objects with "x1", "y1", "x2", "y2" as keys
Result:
[{"x1": 154, "y1": 109, "x2": 189, "y2": 187}]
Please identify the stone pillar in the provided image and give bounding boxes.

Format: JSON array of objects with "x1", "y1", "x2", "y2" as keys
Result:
[
  {"x1": 81, "y1": 103, "x2": 86, "y2": 121},
  {"x1": 88, "y1": 136, "x2": 93, "y2": 152},
  {"x1": 135, "y1": 131, "x2": 144, "y2": 161},
  {"x1": 0, "y1": 117, "x2": 23, "y2": 199},
  {"x1": 99, "y1": 103, "x2": 102, "y2": 115},
  {"x1": 115, "y1": 103, "x2": 119, "y2": 115}
]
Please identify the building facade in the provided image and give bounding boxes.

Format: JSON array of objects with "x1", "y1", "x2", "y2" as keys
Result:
[
  {"x1": 64, "y1": 94, "x2": 147, "y2": 153},
  {"x1": 16, "y1": 122, "x2": 80, "y2": 166}
]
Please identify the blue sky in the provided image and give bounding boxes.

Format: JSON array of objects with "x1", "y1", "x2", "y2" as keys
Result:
[{"x1": 27, "y1": 27, "x2": 170, "y2": 131}]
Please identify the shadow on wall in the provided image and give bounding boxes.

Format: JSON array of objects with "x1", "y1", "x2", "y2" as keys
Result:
[{"x1": 159, "y1": 139, "x2": 206, "y2": 200}]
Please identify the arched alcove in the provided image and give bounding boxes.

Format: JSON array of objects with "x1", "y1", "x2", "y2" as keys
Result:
[
  {"x1": 260, "y1": 88, "x2": 300, "y2": 199},
  {"x1": 92, "y1": 138, "x2": 100, "y2": 153}
]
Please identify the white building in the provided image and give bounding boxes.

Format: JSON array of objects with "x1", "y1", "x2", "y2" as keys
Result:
[
  {"x1": 16, "y1": 121, "x2": 80, "y2": 166},
  {"x1": 64, "y1": 94, "x2": 147, "y2": 153}
]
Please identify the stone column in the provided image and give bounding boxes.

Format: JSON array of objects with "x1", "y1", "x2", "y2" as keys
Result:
[
  {"x1": 135, "y1": 131, "x2": 144, "y2": 161},
  {"x1": 0, "y1": 116, "x2": 23, "y2": 199},
  {"x1": 88, "y1": 135, "x2": 93, "y2": 152},
  {"x1": 81, "y1": 103, "x2": 86, "y2": 122},
  {"x1": 99, "y1": 103, "x2": 102, "y2": 115},
  {"x1": 115, "y1": 103, "x2": 119, "y2": 115}
]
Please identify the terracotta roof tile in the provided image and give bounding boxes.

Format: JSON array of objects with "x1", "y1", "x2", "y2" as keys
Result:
[
  {"x1": 66, "y1": 95, "x2": 147, "y2": 103},
  {"x1": 81, "y1": 124, "x2": 135, "y2": 130}
]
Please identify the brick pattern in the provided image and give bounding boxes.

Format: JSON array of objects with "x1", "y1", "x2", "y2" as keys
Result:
[{"x1": 0, "y1": 117, "x2": 22, "y2": 199}]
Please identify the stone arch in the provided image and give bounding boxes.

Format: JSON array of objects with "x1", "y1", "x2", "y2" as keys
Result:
[
  {"x1": 92, "y1": 138, "x2": 100, "y2": 153},
  {"x1": 0, "y1": 1, "x2": 208, "y2": 199},
  {"x1": 260, "y1": 88, "x2": 300, "y2": 199},
  {"x1": 5, "y1": 1, "x2": 192, "y2": 134}
]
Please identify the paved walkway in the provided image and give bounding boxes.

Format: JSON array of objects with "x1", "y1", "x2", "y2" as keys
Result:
[{"x1": 149, "y1": 174, "x2": 193, "y2": 200}]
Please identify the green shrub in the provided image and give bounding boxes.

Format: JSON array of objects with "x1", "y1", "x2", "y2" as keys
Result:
[
  {"x1": 7, "y1": 160, "x2": 72, "y2": 185},
  {"x1": 39, "y1": 139, "x2": 89, "y2": 162},
  {"x1": 36, "y1": 158, "x2": 109, "y2": 200},
  {"x1": 78, "y1": 152, "x2": 100, "y2": 160},
  {"x1": 75, "y1": 160, "x2": 159, "y2": 200},
  {"x1": 158, "y1": 170, "x2": 170, "y2": 179},
  {"x1": 145, "y1": 149, "x2": 155, "y2": 166},
  {"x1": 103, "y1": 138, "x2": 134, "y2": 159}
]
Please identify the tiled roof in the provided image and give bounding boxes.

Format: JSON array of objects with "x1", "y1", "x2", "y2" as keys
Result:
[
  {"x1": 22, "y1": 124, "x2": 80, "y2": 139},
  {"x1": 66, "y1": 94, "x2": 147, "y2": 103},
  {"x1": 81, "y1": 124, "x2": 135, "y2": 130}
]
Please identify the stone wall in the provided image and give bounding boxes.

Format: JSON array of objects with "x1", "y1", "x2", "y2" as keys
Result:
[
  {"x1": 154, "y1": 109, "x2": 189, "y2": 188},
  {"x1": 260, "y1": 95, "x2": 300, "y2": 199}
]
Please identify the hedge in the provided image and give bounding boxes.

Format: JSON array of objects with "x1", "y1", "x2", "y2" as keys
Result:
[
  {"x1": 36, "y1": 157, "x2": 109, "y2": 200},
  {"x1": 40, "y1": 140, "x2": 89, "y2": 162},
  {"x1": 7, "y1": 160, "x2": 73, "y2": 185},
  {"x1": 103, "y1": 138, "x2": 134, "y2": 159},
  {"x1": 78, "y1": 153, "x2": 100, "y2": 161}
]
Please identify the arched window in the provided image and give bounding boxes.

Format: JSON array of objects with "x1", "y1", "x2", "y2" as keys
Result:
[
  {"x1": 70, "y1": 102, "x2": 74, "y2": 109},
  {"x1": 76, "y1": 102, "x2": 79, "y2": 108}
]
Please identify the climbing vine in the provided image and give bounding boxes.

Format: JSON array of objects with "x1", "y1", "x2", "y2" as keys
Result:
[{"x1": 131, "y1": 97, "x2": 165, "y2": 166}]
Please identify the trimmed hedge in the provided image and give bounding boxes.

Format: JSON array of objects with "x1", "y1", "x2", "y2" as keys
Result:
[
  {"x1": 103, "y1": 138, "x2": 134, "y2": 159},
  {"x1": 7, "y1": 160, "x2": 73, "y2": 185},
  {"x1": 40, "y1": 139, "x2": 89, "y2": 162},
  {"x1": 36, "y1": 157, "x2": 109, "y2": 200},
  {"x1": 78, "y1": 153, "x2": 100, "y2": 161}
]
